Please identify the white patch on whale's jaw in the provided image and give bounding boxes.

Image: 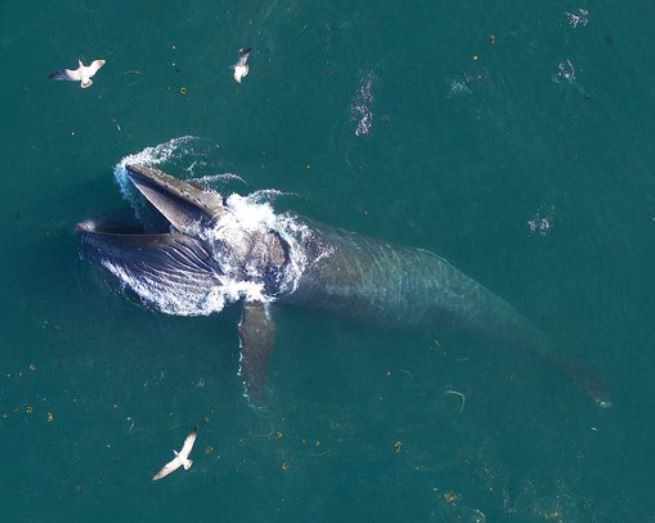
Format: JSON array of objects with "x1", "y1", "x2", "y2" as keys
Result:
[{"x1": 100, "y1": 258, "x2": 229, "y2": 316}]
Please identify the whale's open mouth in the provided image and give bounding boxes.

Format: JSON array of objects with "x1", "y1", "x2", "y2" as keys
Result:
[
  {"x1": 78, "y1": 163, "x2": 227, "y2": 236},
  {"x1": 76, "y1": 165, "x2": 229, "y2": 315},
  {"x1": 76, "y1": 209, "x2": 147, "y2": 236},
  {"x1": 76, "y1": 164, "x2": 226, "y2": 261},
  {"x1": 76, "y1": 163, "x2": 307, "y2": 315}
]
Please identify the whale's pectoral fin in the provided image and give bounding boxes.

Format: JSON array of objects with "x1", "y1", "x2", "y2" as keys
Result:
[{"x1": 238, "y1": 302, "x2": 275, "y2": 401}]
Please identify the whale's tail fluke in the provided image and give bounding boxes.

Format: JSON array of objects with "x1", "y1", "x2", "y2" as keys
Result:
[
  {"x1": 541, "y1": 351, "x2": 612, "y2": 408},
  {"x1": 487, "y1": 307, "x2": 612, "y2": 408},
  {"x1": 438, "y1": 278, "x2": 612, "y2": 408},
  {"x1": 492, "y1": 310, "x2": 612, "y2": 408}
]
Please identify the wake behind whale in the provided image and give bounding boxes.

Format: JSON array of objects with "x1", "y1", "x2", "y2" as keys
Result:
[{"x1": 77, "y1": 139, "x2": 610, "y2": 408}]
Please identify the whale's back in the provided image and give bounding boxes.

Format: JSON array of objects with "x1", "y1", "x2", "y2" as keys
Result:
[
  {"x1": 279, "y1": 220, "x2": 610, "y2": 407},
  {"x1": 282, "y1": 221, "x2": 531, "y2": 337}
]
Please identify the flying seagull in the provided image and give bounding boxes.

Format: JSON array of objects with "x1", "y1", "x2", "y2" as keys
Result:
[
  {"x1": 152, "y1": 428, "x2": 197, "y2": 481},
  {"x1": 48, "y1": 59, "x2": 106, "y2": 88},
  {"x1": 231, "y1": 48, "x2": 251, "y2": 84}
]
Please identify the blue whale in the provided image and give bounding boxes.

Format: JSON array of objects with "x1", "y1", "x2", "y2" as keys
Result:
[{"x1": 76, "y1": 164, "x2": 610, "y2": 407}]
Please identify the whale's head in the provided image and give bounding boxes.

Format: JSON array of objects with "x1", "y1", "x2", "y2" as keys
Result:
[{"x1": 76, "y1": 165, "x2": 288, "y2": 315}]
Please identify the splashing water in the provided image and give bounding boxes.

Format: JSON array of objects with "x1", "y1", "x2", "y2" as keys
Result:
[
  {"x1": 100, "y1": 258, "x2": 230, "y2": 316},
  {"x1": 527, "y1": 206, "x2": 556, "y2": 236},
  {"x1": 102, "y1": 138, "x2": 316, "y2": 317},
  {"x1": 552, "y1": 60, "x2": 576, "y2": 84},
  {"x1": 189, "y1": 172, "x2": 247, "y2": 189},
  {"x1": 352, "y1": 73, "x2": 375, "y2": 136},
  {"x1": 565, "y1": 8, "x2": 589, "y2": 29},
  {"x1": 448, "y1": 77, "x2": 473, "y2": 96},
  {"x1": 113, "y1": 135, "x2": 200, "y2": 202},
  {"x1": 203, "y1": 193, "x2": 312, "y2": 298},
  {"x1": 247, "y1": 189, "x2": 300, "y2": 204}
]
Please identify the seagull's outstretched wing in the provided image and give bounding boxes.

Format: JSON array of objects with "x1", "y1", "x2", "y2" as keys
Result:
[
  {"x1": 180, "y1": 428, "x2": 197, "y2": 458},
  {"x1": 48, "y1": 68, "x2": 80, "y2": 81},
  {"x1": 152, "y1": 456, "x2": 181, "y2": 481},
  {"x1": 236, "y1": 48, "x2": 251, "y2": 66},
  {"x1": 88, "y1": 59, "x2": 106, "y2": 75}
]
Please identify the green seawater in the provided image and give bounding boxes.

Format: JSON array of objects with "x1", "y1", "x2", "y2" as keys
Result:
[{"x1": 2, "y1": 1, "x2": 654, "y2": 521}]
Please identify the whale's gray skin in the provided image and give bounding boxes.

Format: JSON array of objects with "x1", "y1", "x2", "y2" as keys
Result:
[{"x1": 76, "y1": 164, "x2": 610, "y2": 407}]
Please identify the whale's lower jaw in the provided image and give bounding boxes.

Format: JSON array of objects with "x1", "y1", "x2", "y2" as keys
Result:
[{"x1": 76, "y1": 210, "x2": 225, "y2": 316}]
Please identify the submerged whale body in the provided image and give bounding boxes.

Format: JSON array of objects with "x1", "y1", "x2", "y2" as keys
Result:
[{"x1": 76, "y1": 164, "x2": 610, "y2": 407}]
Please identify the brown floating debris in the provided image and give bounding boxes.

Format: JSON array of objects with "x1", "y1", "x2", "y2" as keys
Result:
[{"x1": 443, "y1": 491, "x2": 461, "y2": 504}]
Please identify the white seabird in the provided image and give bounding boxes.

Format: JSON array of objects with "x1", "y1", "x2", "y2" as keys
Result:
[
  {"x1": 152, "y1": 428, "x2": 197, "y2": 481},
  {"x1": 48, "y1": 59, "x2": 106, "y2": 88},
  {"x1": 231, "y1": 47, "x2": 251, "y2": 84}
]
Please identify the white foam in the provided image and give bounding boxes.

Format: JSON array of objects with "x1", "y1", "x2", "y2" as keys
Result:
[
  {"x1": 185, "y1": 160, "x2": 208, "y2": 175},
  {"x1": 247, "y1": 189, "x2": 298, "y2": 204},
  {"x1": 113, "y1": 135, "x2": 199, "y2": 203},
  {"x1": 190, "y1": 172, "x2": 247, "y2": 188},
  {"x1": 101, "y1": 258, "x2": 228, "y2": 316},
  {"x1": 527, "y1": 206, "x2": 556, "y2": 237},
  {"x1": 103, "y1": 139, "x2": 318, "y2": 316},
  {"x1": 354, "y1": 105, "x2": 373, "y2": 137},
  {"x1": 352, "y1": 72, "x2": 375, "y2": 137},
  {"x1": 204, "y1": 193, "x2": 312, "y2": 297},
  {"x1": 552, "y1": 59, "x2": 576, "y2": 84},
  {"x1": 448, "y1": 77, "x2": 473, "y2": 96},
  {"x1": 566, "y1": 8, "x2": 589, "y2": 29}
]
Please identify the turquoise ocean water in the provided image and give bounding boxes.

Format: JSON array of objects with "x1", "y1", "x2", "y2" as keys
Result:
[{"x1": 2, "y1": 1, "x2": 655, "y2": 521}]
